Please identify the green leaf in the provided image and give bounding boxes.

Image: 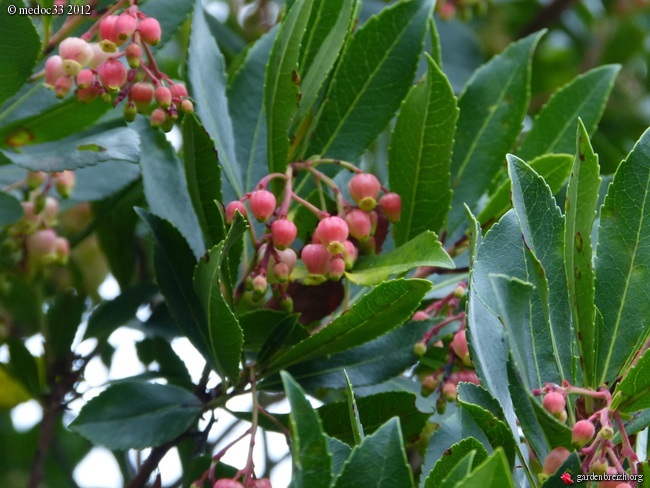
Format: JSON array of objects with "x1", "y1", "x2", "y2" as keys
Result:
[
  {"x1": 276, "y1": 319, "x2": 433, "y2": 391},
  {"x1": 6, "y1": 339, "x2": 40, "y2": 397},
  {"x1": 540, "y1": 453, "x2": 581, "y2": 488},
  {"x1": 389, "y1": 54, "x2": 458, "y2": 244},
  {"x1": 239, "y1": 309, "x2": 300, "y2": 351},
  {"x1": 0, "y1": 98, "x2": 110, "y2": 148},
  {"x1": 564, "y1": 121, "x2": 600, "y2": 388},
  {"x1": 188, "y1": 0, "x2": 241, "y2": 200},
  {"x1": 439, "y1": 453, "x2": 475, "y2": 488},
  {"x1": 228, "y1": 27, "x2": 277, "y2": 192},
  {"x1": 0, "y1": 127, "x2": 139, "y2": 172},
  {"x1": 257, "y1": 314, "x2": 307, "y2": 365},
  {"x1": 447, "y1": 31, "x2": 543, "y2": 233},
  {"x1": 307, "y1": 0, "x2": 434, "y2": 161},
  {"x1": 613, "y1": 349, "x2": 650, "y2": 413},
  {"x1": 295, "y1": 0, "x2": 356, "y2": 123},
  {"x1": 182, "y1": 114, "x2": 225, "y2": 248},
  {"x1": 281, "y1": 371, "x2": 332, "y2": 488},
  {"x1": 425, "y1": 437, "x2": 488, "y2": 488},
  {"x1": 263, "y1": 279, "x2": 431, "y2": 373},
  {"x1": 46, "y1": 290, "x2": 84, "y2": 359},
  {"x1": 346, "y1": 231, "x2": 454, "y2": 286},
  {"x1": 193, "y1": 242, "x2": 244, "y2": 383},
  {"x1": 0, "y1": 191, "x2": 22, "y2": 226},
  {"x1": 508, "y1": 155, "x2": 573, "y2": 382},
  {"x1": 265, "y1": 0, "x2": 314, "y2": 174},
  {"x1": 477, "y1": 154, "x2": 573, "y2": 226},
  {"x1": 517, "y1": 65, "x2": 620, "y2": 160},
  {"x1": 453, "y1": 449, "x2": 514, "y2": 488},
  {"x1": 329, "y1": 436, "x2": 352, "y2": 478},
  {"x1": 456, "y1": 383, "x2": 517, "y2": 467},
  {"x1": 139, "y1": 0, "x2": 193, "y2": 49},
  {"x1": 594, "y1": 127, "x2": 650, "y2": 384},
  {"x1": 136, "y1": 119, "x2": 204, "y2": 259},
  {"x1": 137, "y1": 209, "x2": 213, "y2": 367},
  {"x1": 69, "y1": 381, "x2": 202, "y2": 450},
  {"x1": 334, "y1": 417, "x2": 414, "y2": 488},
  {"x1": 319, "y1": 391, "x2": 429, "y2": 446},
  {"x1": 85, "y1": 284, "x2": 158, "y2": 341},
  {"x1": 343, "y1": 372, "x2": 364, "y2": 445},
  {"x1": 0, "y1": 0, "x2": 40, "y2": 107}
]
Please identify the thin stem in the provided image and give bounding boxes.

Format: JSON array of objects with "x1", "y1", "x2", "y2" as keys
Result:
[
  {"x1": 291, "y1": 193, "x2": 329, "y2": 219},
  {"x1": 28, "y1": 398, "x2": 59, "y2": 488},
  {"x1": 126, "y1": 443, "x2": 174, "y2": 488},
  {"x1": 304, "y1": 158, "x2": 362, "y2": 174},
  {"x1": 243, "y1": 367, "x2": 260, "y2": 486},
  {"x1": 278, "y1": 166, "x2": 293, "y2": 217}
]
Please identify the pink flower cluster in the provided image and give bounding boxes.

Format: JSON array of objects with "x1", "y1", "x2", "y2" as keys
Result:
[{"x1": 44, "y1": 8, "x2": 192, "y2": 130}]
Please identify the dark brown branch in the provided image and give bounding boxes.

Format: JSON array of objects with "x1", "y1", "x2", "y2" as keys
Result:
[
  {"x1": 125, "y1": 443, "x2": 174, "y2": 488},
  {"x1": 28, "y1": 398, "x2": 59, "y2": 488}
]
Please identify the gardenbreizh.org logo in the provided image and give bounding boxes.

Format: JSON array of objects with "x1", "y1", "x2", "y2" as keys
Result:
[{"x1": 561, "y1": 471, "x2": 644, "y2": 485}]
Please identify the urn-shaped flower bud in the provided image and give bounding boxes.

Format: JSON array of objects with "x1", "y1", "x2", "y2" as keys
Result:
[
  {"x1": 77, "y1": 84, "x2": 102, "y2": 103},
  {"x1": 271, "y1": 219, "x2": 297, "y2": 249},
  {"x1": 317, "y1": 216, "x2": 349, "y2": 254},
  {"x1": 98, "y1": 59, "x2": 127, "y2": 91},
  {"x1": 59, "y1": 37, "x2": 94, "y2": 66},
  {"x1": 88, "y1": 42, "x2": 113, "y2": 68},
  {"x1": 54, "y1": 76, "x2": 73, "y2": 98},
  {"x1": 342, "y1": 240, "x2": 357, "y2": 270},
  {"x1": 150, "y1": 107, "x2": 167, "y2": 128},
  {"x1": 45, "y1": 55, "x2": 65, "y2": 87},
  {"x1": 329, "y1": 257, "x2": 345, "y2": 280},
  {"x1": 301, "y1": 244, "x2": 330, "y2": 275},
  {"x1": 252, "y1": 275, "x2": 267, "y2": 300},
  {"x1": 249, "y1": 190, "x2": 276, "y2": 222},
  {"x1": 26, "y1": 229, "x2": 57, "y2": 265},
  {"x1": 139, "y1": 17, "x2": 162, "y2": 45},
  {"x1": 348, "y1": 173, "x2": 380, "y2": 211},
  {"x1": 597, "y1": 467, "x2": 620, "y2": 488},
  {"x1": 125, "y1": 43, "x2": 142, "y2": 68},
  {"x1": 123, "y1": 101, "x2": 137, "y2": 122},
  {"x1": 253, "y1": 479, "x2": 272, "y2": 488},
  {"x1": 115, "y1": 13, "x2": 137, "y2": 43},
  {"x1": 99, "y1": 15, "x2": 119, "y2": 43},
  {"x1": 542, "y1": 447, "x2": 571, "y2": 475},
  {"x1": 180, "y1": 99, "x2": 194, "y2": 113},
  {"x1": 54, "y1": 237, "x2": 70, "y2": 263},
  {"x1": 345, "y1": 209, "x2": 371, "y2": 241},
  {"x1": 379, "y1": 192, "x2": 402, "y2": 222},
  {"x1": 55, "y1": 171, "x2": 75, "y2": 199},
  {"x1": 442, "y1": 382, "x2": 457, "y2": 401},
  {"x1": 26, "y1": 171, "x2": 46, "y2": 190},
  {"x1": 572, "y1": 420, "x2": 595, "y2": 447},
  {"x1": 412, "y1": 311, "x2": 430, "y2": 321},
  {"x1": 225, "y1": 201, "x2": 247, "y2": 224},
  {"x1": 451, "y1": 329, "x2": 471, "y2": 366},
  {"x1": 542, "y1": 392, "x2": 566, "y2": 416},
  {"x1": 76, "y1": 69, "x2": 94, "y2": 89},
  {"x1": 131, "y1": 82, "x2": 154, "y2": 112},
  {"x1": 155, "y1": 86, "x2": 172, "y2": 108},
  {"x1": 213, "y1": 480, "x2": 245, "y2": 488},
  {"x1": 413, "y1": 341, "x2": 427, "y2": 356},
  {"x1": 170, "y1": 83, "x2": 188, "y2": 100}
]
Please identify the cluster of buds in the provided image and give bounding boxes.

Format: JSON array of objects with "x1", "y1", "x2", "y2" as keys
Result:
[
  {"x1": 435, "y1": 0, "x2": 489, "y2": 21},
  {"x1": 412, "y1": 284, "x2": 474, "y2": 413},
  {"x1": 211, "y1": 479, "x2": 271, "y2": 488},
  {"x1": 534, "y1": 382, "x2": 640, "y2": 485},
  {"x1": 43, "y1": 6, "x2": 192, "y2": 130},
  {"x1": 224, "y1": 166, "x2": 402, "y2": 312}
]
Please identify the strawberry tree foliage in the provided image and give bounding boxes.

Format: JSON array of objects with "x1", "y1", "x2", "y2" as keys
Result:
[{"x1": 1, "y1": 0, "x2": 649, "y2": 487}]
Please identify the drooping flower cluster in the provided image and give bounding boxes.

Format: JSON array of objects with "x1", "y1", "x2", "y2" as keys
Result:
[
  {"x1": 43, "y1": 6, "x2": 191, "y2": 130},
  {"x1": 223, "y1": 163, "x2": 402, "y2": 313}
]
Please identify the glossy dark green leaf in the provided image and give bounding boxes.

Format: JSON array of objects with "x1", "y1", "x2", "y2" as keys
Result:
[
  {"x1": 137, "y1": 209, "x2": 213, "y2": 367},
  {"x1": 448, "y1": 32, "x2": 543, "y2": 233},
  {"x1": 193, "y1": 229, "x2": 247, "y2": 383},
  {"x1": 188, "y1": 0, "x2": 241, "y2": 200},
  {"x1": 6, "y1": 339, "x2": 40, "y2": 397},
  {"x1": 439, "y1": 453, "x2": 475, "y2": 488},
  {"x1": 334, "y1": 417, "x2": 414, "y2": 488},
  {"x1": 0, "y1": 0, "x2": 40, "y2": 107},
  {"x1": 136, "y1": 119, "x2": 204, "y2": 258},
  {"x1": 344, "y1": 372, "x2": 364, "y2": 445},
  {"x1": 263, "y1": 279, "x2": 431, "y2": 373},
  {"x1": 319, "y1": 391, "x2": 429, "y2": 446},
  {"x1": 308, "y1": 0, "x2": 434, "y2": 161},
  {"x1": 329, "y1": 436, "x2": 352, "y2": 478},
  {"x1": 456, "y1": 383, "x2": 516, "y2": 467},
  {"x1": 0, "y1": 127, "x2": 139, "y2": 172},
  {"x1": 182, "y1": 114, "x2": 225, "y2": 248},
  {"x1": 85, "y1": 284, "x2": 158, "y2": 341},
  {"x1": 613, "y1": 349, "x2": 650, "y2": 413},
  {"x1": 72, "y1": 160, "x2": 141, "y2": 202},
  {"x1": 0, "y1": 98, "x2": 110, "y2": 148},
  {"x1": 594, "y1": 127, "x2": 650, "y2": 384},
  {"x1": 477, "y1": 154, "x2": 573, "y2": 226},
  {"x1": 0, "y1": 191, "x2": 22, "y2": 226},
  {"x1": 390, "y1": 54, "x2": 458, "y2": 244},
  {"x1": 518, "y1": 65, "x2": 620, "y2": 160},
  {"x1": 453, "y1": 449, "x2": 514, "y2": 488},
  {"x1": 424, "y1": 437, "x2": 488, "y2": 488},
  {"x1": 346, "y1": 231, "x2": 454, "y2": 286},
  {"x1": 257, "y1": 314, "x2": 307, "y2": 365},
  {"x1": 295, "y1": 0, "x2": 356, "y2": 123},
  {"x1": 281, "y1": 371, "x2": 332, "y2": 488},
  {"x1": 69, "y1": 381, "x2": 202, "y2": 450},
  {"x1": 46, "y1": 289, "x2": 84, "y2": 359},
  {"x1": 508, "y1": 155, "x2": 573, "y2": 383},
  {"x1": 265, "y1": 0, "x2": 313, "y2": 174},
  {"x1": 135, "y1": 337, "x2": 192, "y2": 387},
  {"x1": 564, "y1": 121, "x2": 600, "y2": 388},
  {"x1": 228, "y1": 28, "x2": 277, "y2": 192},
  {"x1": 239, "y1": 309, "x2": 300, "y2": 351}
]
